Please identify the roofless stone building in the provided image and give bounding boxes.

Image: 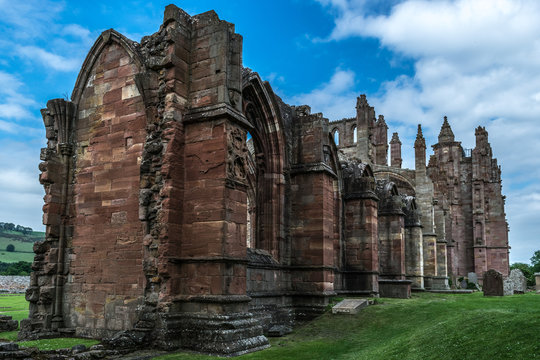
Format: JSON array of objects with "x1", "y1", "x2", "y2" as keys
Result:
[{"x1": 21, "y1": 5, "x2": 509, "y2": 355}]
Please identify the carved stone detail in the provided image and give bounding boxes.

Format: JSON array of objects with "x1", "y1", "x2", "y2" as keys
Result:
[{"x1": 227, "y1": 125, "x2": 248, "y2": 183}]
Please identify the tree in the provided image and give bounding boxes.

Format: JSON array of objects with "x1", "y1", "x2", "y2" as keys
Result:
[
  {"x1": 5, "y1": 244, "x2": 14, "y2": 252},
  {"x1": 531, "y1": 250, "x2": 540, "y2": 273}
]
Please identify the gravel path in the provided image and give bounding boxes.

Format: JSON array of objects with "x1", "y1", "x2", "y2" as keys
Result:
[{"x1": 0, "y1": 275, "x2": 29, "y2": 293}]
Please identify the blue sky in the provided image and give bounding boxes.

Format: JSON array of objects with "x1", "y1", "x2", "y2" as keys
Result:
[{"x1": 0, "y1": 0, "x2": 538, "y2": 264}]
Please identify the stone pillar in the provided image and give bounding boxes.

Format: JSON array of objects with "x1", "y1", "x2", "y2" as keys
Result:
[
  {"x1": 169, "y1": 7, "x2": 267, "y2": 355},
  {"x1": 22, "y1": 99, "x2": 76, "y2": 338},
  {"x1": 535, "y1": 273, "x2": 540, "y2": 293},
  {"x1": 377, "y1": 182, "x2": 405, "y2": 280},
  {"x1": 432, "y1": 240, "x2": 450, "y2": 289},
  {"x1": 403, "y1": 196, "x2": 424, "y2": 290},
  {"x1": 376, "y1": 181, "x2": 411, "y2": 298},
  {"x1": 290, "y1": 108, "x2": 337, "y2": 318},
  {"x1": 178, "y1": 112, "x2": 268, "y2": 355},
  {"x1": 342, "y1": 161, "x2": 379, "y2": 296},
  {"x1": 422, "y1": 233, "x2": 437, "y2": 289},
  {"x1": 356, "y1": 95, "x2": 375, "y2": 163}
]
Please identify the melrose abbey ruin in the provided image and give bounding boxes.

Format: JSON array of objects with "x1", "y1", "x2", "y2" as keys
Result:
[{"x1": 22, "y1": 5, "x2": 510, "y2": 356}]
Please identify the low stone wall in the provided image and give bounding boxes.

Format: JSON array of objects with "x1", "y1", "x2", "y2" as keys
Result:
[{"x1": 0, "y1": 276, "x2": 29, "y2": 294}]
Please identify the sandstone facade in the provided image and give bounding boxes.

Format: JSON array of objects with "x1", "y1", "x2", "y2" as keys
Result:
[{"x1": 22, "y1": 5, "x2": 510, "y2": 356}]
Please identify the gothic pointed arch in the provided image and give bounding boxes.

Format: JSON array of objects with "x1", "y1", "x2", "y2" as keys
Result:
[
  {"x1": 242, "y1": 71, "x2": 288, "y2": 260},
  {"x1": 71, "y1": 29, "x2": 145, "y2": 106}
]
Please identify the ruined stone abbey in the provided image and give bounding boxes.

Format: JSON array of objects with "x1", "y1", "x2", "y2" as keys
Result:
[{"x1": 22, "y1": 5, "x2": 510, "y2": 355}]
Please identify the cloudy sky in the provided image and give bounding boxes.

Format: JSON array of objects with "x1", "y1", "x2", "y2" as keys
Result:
[{"x1": 0, "y1": 0, "x2": 538, "y2": 263}]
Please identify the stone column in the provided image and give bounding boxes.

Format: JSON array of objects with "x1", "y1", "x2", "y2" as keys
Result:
[
  {"x1": 433, "y1": 240, "x2": 450, "y2": 289},
  {"x1": 422, "y1": 233, "x2": 437, "y2": 289},
  {"x1": 403, "y1": 196, "x2": 424, "y2": 290},
  {"x1": 376, "y1": 181, "x2": 411, "y2": 298},
  {"x1": 342, "y1": 161, "x2": 379, "y2": 296},
  {"x1": 21, "y1": 99, "x2": 76, "y2": 338},
  {"x1": 377, "y1": 182, "x2": 406, "y2": 280},
  {"x1": 178, "y1": 112, "x2": 268, "y2": 355},
  {"x1": 290, "y1": 109, "x2": 337, "y2": 318},
  {"x1": 169, "y1": 7, "x2": 268, "y2": 355}
]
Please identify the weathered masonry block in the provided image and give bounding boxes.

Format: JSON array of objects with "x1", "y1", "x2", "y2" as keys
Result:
[{"x1": 23, "y1": 4, "x2": 510, "y2": 356}]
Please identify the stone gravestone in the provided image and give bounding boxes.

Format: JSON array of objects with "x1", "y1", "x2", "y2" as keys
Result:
[
  {"x1": 332, "y1": 299, "x2": 369, "y2": 315},
  {"x1": 536, "y1": 273, "x2": 540, "y2": 293},
  {"x1": 508, "y1": 269, "x2": 527, "y2": 294},
  {"x1": 483, "y1": 269, "x2": 504, "y2": 296},
  {"x1": 503, "y1": 278, "x2": 514, "y2": 296},
  {"x1": 467, "y1": 272, "x2": 481, "y2": 291},
  {"x1": 467, "y1": 272, "x2": 478, "y2": 285}
]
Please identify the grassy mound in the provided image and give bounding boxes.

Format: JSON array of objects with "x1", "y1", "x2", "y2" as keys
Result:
[
  {"x1": 157, "y1": 292, "x2": 540, "y2": 360},
  {"x1": 0, "y1": 292, "x2": 538, "y2": 358}
]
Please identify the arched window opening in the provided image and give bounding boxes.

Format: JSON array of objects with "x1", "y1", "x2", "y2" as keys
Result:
[
  {"x1": 245, "y1": 130, "x2": 256, "y2": 249},
  {"x1": 352, "y1": 125, "x2": 357, "y2": 144},
  {"x1": 333, "y1": 129, "x2": 340, "y2": 145}
]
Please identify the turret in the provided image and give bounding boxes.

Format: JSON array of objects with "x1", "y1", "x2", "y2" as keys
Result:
[
  {"x1": 355, "y1": 95, "x2": 375, "y2": 163},
  {"x1": 374, "y1": 115, "x2": 389, "y2": 165},
  {"x1": 414, "y1": 124, "x2": 426, "y2": 173},
  {"x1": 390, "y1": 132, "x2": 402, "y2": 168},
  {"x1": 438, "y1": 116, "x2": 455, "y2": 143}
]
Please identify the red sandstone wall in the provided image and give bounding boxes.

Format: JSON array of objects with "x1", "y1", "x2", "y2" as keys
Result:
[{"x1": 65, "y1": 43, "x2": 146, "y2": 336}]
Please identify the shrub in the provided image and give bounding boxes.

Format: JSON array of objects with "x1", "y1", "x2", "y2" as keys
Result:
[
  {"x1": 0, "y1": 261, "x2": 32, "y2": 275},
  {"x1": 6, "y1": 244, "x2": 15, "y2": 252}
]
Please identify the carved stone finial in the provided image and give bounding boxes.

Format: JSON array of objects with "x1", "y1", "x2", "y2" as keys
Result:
[
  {"x1": 438, "y1": 115, "x2": 455, "y2": 143},
  {"x1": 402, "y1": 195, "x2": 421, "y2": 227},
  {"x1": 377, "y1": 115, "x2": 386, "y2": 126},
  {"x1": 375, "y1": 180, "x2": 404, "y2": 215},
  {"x1": 356, "y1": 94, "x2": 369, "y2": 109},
  {"x1": 415, "y1": 124, "x2": 426, "y2": 149},
  {"x1": 390, "y1": 132, "x2": 401, "y2": 145},
  {"x1": 45, "y1": 99, "x2": 76, "y2": 146},
  {"x1": 341, "y1": 160, "x2": 375, "y2": 196}
]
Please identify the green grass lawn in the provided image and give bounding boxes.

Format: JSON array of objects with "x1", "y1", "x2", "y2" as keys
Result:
[
  {"x1": 0, "y1": 292, "x2": 538, "y2": 358},
  {"x1": 0, "y1": 294, "x2": 31, "y2": 341},
  {"x1": 156, "y1": 292, "x2": 540, "y2": 360},
  {"x1": 0, "y1": 294, "x2": 99, "y2": 348}
]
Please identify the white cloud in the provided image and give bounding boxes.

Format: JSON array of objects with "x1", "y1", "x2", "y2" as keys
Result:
[
  {"x1": 0, "y1": 140, "x2": 44, "y2": 230},
  {"x1": 0, "y1": 71, "x2": 39, "y2": 121},
  {"x1": 315, "y1": 0, "x2": 540, "y2": 263},
  {"x1": 0, "y1": 0, "x2": 65, "y2": 40},
  {"x1": 63, "y1": 24, "x2": 92, "y2": 42},
  {"x1": 16, "y1": 45, "x2": 81, "y2": 72},
  {"x1": 288, "y1": 68, "x2": 357, "y2": 119}
]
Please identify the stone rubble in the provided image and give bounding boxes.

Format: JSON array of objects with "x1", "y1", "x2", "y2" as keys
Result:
[{"x1": 0, "y1": 276, "x2": 29, "y2": 294}]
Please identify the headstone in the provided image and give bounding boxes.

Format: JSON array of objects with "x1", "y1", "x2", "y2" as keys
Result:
[
  {"x1": 483, "y1": 269, "x2": 504, "y2": 296},
  {"x1": 332, "y1": 299, "x2": 369, "y2": 314},
  {"x1": 508, "y1": 269, "x2": 527, "y2": 294},
  {"x1": 467, "y1": 272, "x2": 478, "y2": 285},
  {"x1": 535, "y1": 273, "x2": 540, "y2": 293},
  {"x1": 460, "y1": 279, "x2": 468, "y2": 289},
  {"x1": 503, "y1": 278, "x2": 514, "y2": 296}
]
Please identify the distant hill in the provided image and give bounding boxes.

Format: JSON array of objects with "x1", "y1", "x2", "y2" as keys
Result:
[{"x1": 0, "y1": 224, "x2": 44, "y2": 263}]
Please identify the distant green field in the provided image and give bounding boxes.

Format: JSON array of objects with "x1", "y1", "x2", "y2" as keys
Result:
[{"x1": 0, "y1": 230, "x2": 44, "y2": 263}]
